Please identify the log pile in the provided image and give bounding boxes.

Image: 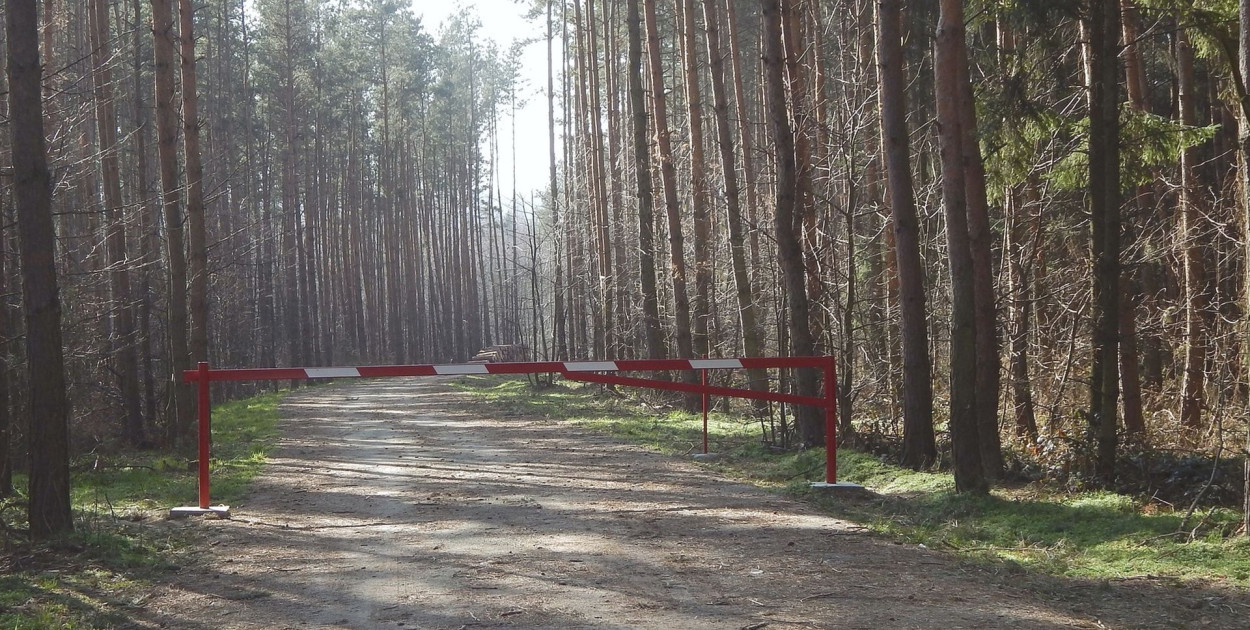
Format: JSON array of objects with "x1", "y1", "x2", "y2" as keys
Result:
[{"x1": 470, "y1": 344, "x2": 532, "y2": 363}]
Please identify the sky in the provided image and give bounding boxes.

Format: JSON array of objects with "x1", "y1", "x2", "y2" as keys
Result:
[{"x1": 411, "y1": 0, "x2": 555, "y2": 201}]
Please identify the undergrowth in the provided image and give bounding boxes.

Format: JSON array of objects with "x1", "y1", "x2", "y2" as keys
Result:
[
  {"x1": 0, "y1": 391, "x2": 283, "y2": 629},
  {"x1": 450, "y1": 375, "x2": 1250, "y2": 585}
]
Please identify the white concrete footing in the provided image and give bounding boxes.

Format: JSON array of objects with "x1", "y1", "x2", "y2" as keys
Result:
[
  {"x1": 169, "y1": 505, "x2": 231, "y2": 518},
  {"x1": 809, "y1": 482, "x2": 866, "y2": 492}
]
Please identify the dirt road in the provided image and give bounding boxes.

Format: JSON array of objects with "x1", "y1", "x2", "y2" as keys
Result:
[{"x1": 141, "y1": 378, "x2": 1246, "y2": 629}]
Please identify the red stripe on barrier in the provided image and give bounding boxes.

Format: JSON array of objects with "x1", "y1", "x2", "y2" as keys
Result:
[
  {"x1": 187, "y1": 367, "x2": 310, "y2": 382},
  {"x1": 738, "y1": 356, "x2": 826, "y2": 369},
  {"x1": 562, "y1": 371, "x2": 827, "y2": 408}
]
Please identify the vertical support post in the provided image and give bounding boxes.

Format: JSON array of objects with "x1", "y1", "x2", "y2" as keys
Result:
[
  {"x1": 701, "y1": 368, "x2": 709, "y2": 454},
  {"x1": 197, "y1": 361, "x2": 211, "y2": 509},
  {"x1": 824, "y1": 355, "x2": 837, "y2": 484}
]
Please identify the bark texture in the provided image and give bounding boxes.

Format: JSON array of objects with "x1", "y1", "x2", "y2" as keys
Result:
[
  {"x1": 7, "y1": 0, "x2": 74, "y2": 538},
  {"x1": 877, "y1": 0, "x2": 936, "y2": 468}
]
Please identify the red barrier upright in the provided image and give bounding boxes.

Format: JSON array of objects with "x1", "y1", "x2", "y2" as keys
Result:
[{"x1": 172, "y1": 355, "x2": 855, "y2": 516}]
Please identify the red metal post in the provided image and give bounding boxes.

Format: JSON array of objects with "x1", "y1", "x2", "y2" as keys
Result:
[
  {"x1": 197, "y1": 361, "x2": 211, "y2": 509},
  {"x1": 701, "y1": 368, "x2": 709, "y2": 454},
  {"x1": 824, "y1": 356, "x2": 837, "y2": 484}
]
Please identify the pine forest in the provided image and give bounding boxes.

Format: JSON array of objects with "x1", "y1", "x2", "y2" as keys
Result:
[{"x1": 5, "y1": 0, "x2": 1250, "y2": 539}]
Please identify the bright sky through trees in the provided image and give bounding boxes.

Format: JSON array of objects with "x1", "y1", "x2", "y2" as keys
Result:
[{"x1": 412, "y1": 0, "x2": 554, "y2": 199}]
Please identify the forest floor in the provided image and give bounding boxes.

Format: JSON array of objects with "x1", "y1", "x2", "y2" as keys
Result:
[{"x1": 132, "y1": 377, "x2": 1250, "y2": 629}]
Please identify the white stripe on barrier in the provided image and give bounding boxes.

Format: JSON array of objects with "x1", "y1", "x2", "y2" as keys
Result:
[
  {"x1": 305, "y1": 367, "x2": 362, "y2": 378},
  {"x1": 434, "y1": 364, "x2": 490, "y2": 375},
  {"x1": 689, "y1": 359, "x2": 744, "y2": 369},
  {"x1": 563, "y1": 361, "x2": 619, "y2": 372}
]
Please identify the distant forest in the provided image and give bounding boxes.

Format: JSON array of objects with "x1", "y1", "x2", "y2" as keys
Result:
[{"x1": 4, "y1": 0, "x2": 1250, "y2": 535}]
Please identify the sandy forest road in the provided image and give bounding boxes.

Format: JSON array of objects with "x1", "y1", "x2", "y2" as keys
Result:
[{"x1": 142, "y1": 378, "x2": 1247, "y2": 629}]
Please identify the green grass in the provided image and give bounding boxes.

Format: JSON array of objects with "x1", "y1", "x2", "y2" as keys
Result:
[
  {"x1": 0, "y1": 391, "x2": 283, "y2": 629},
  {"x1": 451, "y1": 375, "x2": 1250, "y2": 585}
]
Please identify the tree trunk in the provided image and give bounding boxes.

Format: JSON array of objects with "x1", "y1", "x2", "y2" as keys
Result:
[
  {"x1": 1119, "y1": 0, "x2": 1148, "y2": 433},
  {"x1": 583, "y1": 0, "x2": 615, "y2": 360},
  {"x1": 877, "y1": 0, "x2": 936, "y2": 468},
  {"x1": 936, "y1": 0, "x2": 986, "y2": 494},
  {"x1": 1005, "y1": 182, "x2": 1038, "y2": 439},
  {"x1": 762, "y1": 0, "x2": 822, "y2": 447},
  {"x1": 134, "y1": 0, "x2": 159, "y2": 430},
  {"x1": 1177, "y1": 28, "x2": 1209, "y2": 442},
  {"x1": 724, "y1": 0, "x2": 763, "y2": 285},
  {"x1": 954, "y1": 21, "x2": 1002, "y2": 479},
  {"x1": 548, "y1": 0, "x2": 569, "y2": 361},
  {"x1": 180, "y1": 0, "x2": 209, "y2": 367},
  {"x1": 680, "y1": 0, "x2": 713, "y2": 361},
  {"x1": 781, "y1": 0, "x2": 823, "y2": 359},
  {"x1": 0, "y1": 165, "x2": 10, "y2": 496},
  {"x1": 6, "y1": 0, "x2": 74, "y2": 538},
  {"x1": 1239, "y1": 0, "x2": 1250, "y2": 538},
  {"x1": 701, "y1": 0, "x2": 767, "y2": 409},
  {"x1": 1084, "y1": 0, "x2": 1122, "y2": 485},
  {"x1": 152, "y1": 0, "x2": 193, "y2": 446},
  {"x1": 603, "y1": 2, "x2": 630, "y2": 360},
  {"x1": 643, "y1": 0, "x2": 697, "y2": 377},
  {"x1": 628, "y1": 0, "x2": 666, "y2": 362},
  {"x1": 89, "y1": 0, "x2": 144, "y2": 448},
  {"x1": 280, "y1": 2, "x2": 305, "y2": 374}
]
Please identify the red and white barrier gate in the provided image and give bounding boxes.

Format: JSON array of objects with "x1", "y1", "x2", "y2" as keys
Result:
[{"x1": 172, "y1": 356, "x2": 850, "y2": 517}]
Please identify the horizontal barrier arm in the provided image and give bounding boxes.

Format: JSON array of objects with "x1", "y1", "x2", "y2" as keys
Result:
[
  {"x1": 562, "y1": 371, "x2": 828, "y2": 408},
  {"x1": 184, "y1": 356, "x2": 831, "y2": 383}
]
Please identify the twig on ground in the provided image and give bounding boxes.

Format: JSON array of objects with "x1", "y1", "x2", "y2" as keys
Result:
[
  {"x1": 800, "y1": 591, "x2": 838, "y2": 602},
  {"x1": 1177, "y1": 445, "x2": 1223, "y2": 534}
]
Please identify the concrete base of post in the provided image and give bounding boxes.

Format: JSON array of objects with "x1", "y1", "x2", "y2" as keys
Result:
[
  {"x1": 169, "y1": 505, "x2": 231, "y2": 519},
  {"x1": 809, "y1": 481, "x2": 866, "y2": 493},
  {"x1": 691, "y1": 452, "x2": 721, "y2": 461}
]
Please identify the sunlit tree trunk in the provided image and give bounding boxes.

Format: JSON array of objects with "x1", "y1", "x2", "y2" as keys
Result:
[
  {"x1": 954, "y1": 14, "x2": 1002, "y2": 479},
  {"x1": 582, "y1": 0, "x2": 614, "y2": 360},
  {"x1": 548, "y1": 0, "x2": 569, "y2": 361},
  {"x1": 1119, "y1": 0, "x2": 1149, "y2": 432},
  {"x1": 724, "y1": 0, "x2": 763, "y2": 281},
  {"x1": 878, "y1": 0, "x2": 936, "y2": 467},
  {"x1": 152, "y1": 0, "x2": 193, "y2": 445},
  {"x1": 998, "y1": 18, "x2": 1037, "y2": 441},
  {"x1": 781, "y1": 0, "x2": 823, "y2": 357},
  {"x1": 90, "y1": 0, "x2": 144, "y2": 446},
  {"x1": 134, "y1": 0, "x2": 159, "y2": 427},
  {"x1": 936, "y1": 0, "x2": 986, "y2": 494},
  {"x1": 1177, "y1": 28, "x2": 1209, "y2": 442},
  {"x1": 180, "y1": 0, "x2": 209, "y2": 368},
  {"x1": 701, "y1": 0, "x2": 767, "y2": 409},
  {"x1": 628, "y1": 0, "x2": 666, "y2": 362},
  {"x1": 643, "y1": 0, "x2": 697, "y2": 376},
  {"x1": 1005, "y1": 178, "x2": 1041, "y2": 440},
  {"x1": 763, "y1": 0, "x2": 822, "y2": 446},
  {"x1": 679, "y1": 0, "x2": 713, "y2": 360}
]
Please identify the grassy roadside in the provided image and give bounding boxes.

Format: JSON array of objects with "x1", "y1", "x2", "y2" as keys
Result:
[
  {"x1": 0, "y1": 392, "x2": 282, "y2": 629},
  {"x1": 450, "y1": 376, "x2": 1250, "y2": 586}
]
